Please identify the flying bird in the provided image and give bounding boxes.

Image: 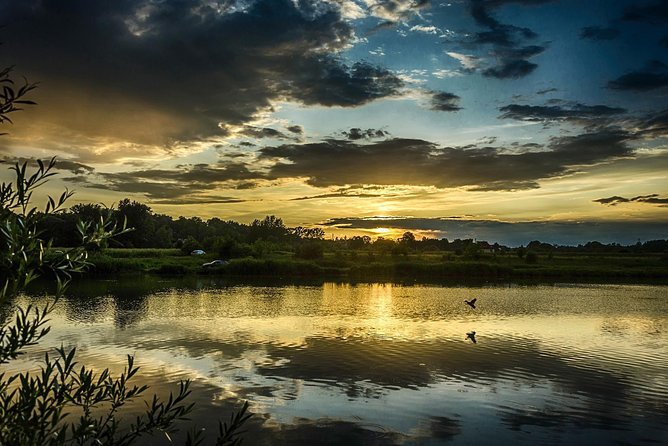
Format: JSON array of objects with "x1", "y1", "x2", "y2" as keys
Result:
[
  {"x1": 466, "y1": 331, "x2": 477, "y2": 344},
  {"x1": 464, "y1": 298, "x2": 477, "y2": 309}
]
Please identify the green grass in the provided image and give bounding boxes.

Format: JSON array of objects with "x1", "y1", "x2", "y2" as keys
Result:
[
  {"x1": 79, "y1": 248, "x2": 668, "y2": 282},
  {"x1": 93, "y1": 248, "x2": 181, "y2": 258}
]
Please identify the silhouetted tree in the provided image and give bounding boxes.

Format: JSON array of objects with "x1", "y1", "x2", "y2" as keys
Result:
[{"x1": 249, "y1": 215, "x2": 288, "y2": 242}]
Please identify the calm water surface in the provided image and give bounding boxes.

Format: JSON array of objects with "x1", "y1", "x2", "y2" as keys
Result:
[{"x1": 8, "y1": 278, "x2": 668, "y2": 445}]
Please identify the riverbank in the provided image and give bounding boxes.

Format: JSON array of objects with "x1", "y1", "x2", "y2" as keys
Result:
[{"x1": 80, "y1": 248, "x2": 668, "y2": 283}]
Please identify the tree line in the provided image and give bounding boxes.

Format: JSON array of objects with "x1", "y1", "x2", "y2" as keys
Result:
[{"x1": 36, "y1": 199, "x2": 668, "y2": 260}]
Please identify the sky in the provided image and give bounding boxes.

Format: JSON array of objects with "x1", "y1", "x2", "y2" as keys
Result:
[{"x1": 0, "y1": 0, "x2": 667, "y2": 245}]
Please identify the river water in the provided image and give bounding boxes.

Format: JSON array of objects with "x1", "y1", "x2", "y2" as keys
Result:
[{"x1": 6, "y1": 277, "x2": 668, "y2": 445}]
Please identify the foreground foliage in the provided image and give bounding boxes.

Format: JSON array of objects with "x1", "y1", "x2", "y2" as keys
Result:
[
  {"x1": 0, "y1": 63, "x2": 250, "y2": 444},
  {"x1": 0, "y1": 159, "x2": 251, "y2": 445}
]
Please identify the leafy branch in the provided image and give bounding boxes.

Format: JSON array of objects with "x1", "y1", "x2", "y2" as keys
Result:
[{"x1": 0, "y1": 62, "x2": 251, "y2": 445}]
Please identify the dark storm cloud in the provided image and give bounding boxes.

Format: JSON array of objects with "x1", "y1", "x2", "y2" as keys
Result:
[
  {"x1": 149, "y1": 197, "x2": 249, "y2": 205},
  {"x1": 260, "y1": 129, "x2": 634, "y2": 190},
  {"x1": 65, "y1": 162, "x2": 259, "y2": 201},
  {"x1": 483, "y1": 59, "x2": 538, "y2": 79},
  {"x1": 608, "y1": 72, "x2": 668, "y2": 91},
  {"x1": 0, "y1": 156, "x2": 94, "y2": 175},
  {"x1": 47, "y1": 159, "x2": 95, "y2": 175},
  {"x1": 608, "y1": 60, "x2": 668, "y2": 91},
  {"x1": 469, "y1": 1, "x2": 537, "y2": 46},
  {"x1": 64, "y1": 125, "x2": 638, "y2": 198},
  {"x1": 498, "y1": 103, "x2": 626, "y2": 124},
  {"x1": 496, "y1": 44, "x2": 546, "y2": 59},
  {"x1": 236, "y1": 126, "x2": 292, "y2": 140},
  {"x1": 321, "y1": 216, "x2": 668, "y2": 246},
  {"x1": 342, "y1": 128, "x2": 389, "y2": 140},
  {"x1": 1, "y1": 0, "x2": 402, "y2": 145},
  {"x1": 536, "y1": 88, "x2": 558, "y2": 95},
  {"x1": 430, "y1": 91, "x2": 462, "y2": 111},
  {"x1": 133, "y1": 163, "x2": 258, "y2": 184},
  {"x1": 593, "y1": 194, "x2": 668, "y2": 206},
  {"x1": 622, "y1": 1, "x2": 668, "y2": 24},
  {"x1": 64, "y1": 176, "x2": 209, "y2": 201},
  {"x1": 291, "y1": 191, "x2": 385, "y2": 201},
  {"x1": 286, "y1": 125, "x2": 304, "y2": 135},
  {"x1": 580, "y1": 26, "x2": 620, "y2": 41},
  {"x1": 467, "y1": 1, "x2": 550, "y2": 79},
  {"x1": 482, "y1": 45, "x2": 546, "y2": 79},
  {"x1": 636, "y1": 108, "x2": 668, "y2": 138},
  {"x1": 285, "y1": 59, "x2": 404, "y2": 107},
  {"x1": 292, "y1": 185, "x2": 395, "y2": 200},
  {"x1": 482, "y1": 0, "x2": 554, "y2": 6}
]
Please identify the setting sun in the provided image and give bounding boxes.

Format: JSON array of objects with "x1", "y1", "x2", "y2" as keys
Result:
[{"x1": 372, "y1": 227, "x2": 392, "y2": 235}]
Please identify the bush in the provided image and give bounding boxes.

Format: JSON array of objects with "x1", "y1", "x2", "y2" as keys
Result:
[
  {"x1": 0, "y1": 141, "x2": 249, "y2": 442},
  {"x1": 516, "y1": 247, "x2": 526, "y2": 258},
  {"x1": 295, "y1": 241, "x2": 324, "y2": 260},
  {"x1": 180, "y1": 235, "x2": 200, "y2": 255},
  {"x1": 213, "y1": 236, "x2": 252, "y2": 258}
]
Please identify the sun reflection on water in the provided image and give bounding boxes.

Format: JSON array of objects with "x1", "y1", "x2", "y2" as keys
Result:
[{"x1": 6, "y1": 281, "x2": 667, "y2": 445}]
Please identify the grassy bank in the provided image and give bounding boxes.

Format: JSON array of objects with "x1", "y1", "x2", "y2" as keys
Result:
[{"x1": 79, "y1": 248, "x2": 668, "y2": 283}]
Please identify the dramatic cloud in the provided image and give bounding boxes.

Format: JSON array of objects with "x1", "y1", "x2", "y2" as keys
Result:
[
  {"x1": 66, "y1": 162, "x2": 260, "y2": 201},
  {"x1": 430, "y1": 91, "x2": 462, "y2": 111},
  {"x1": 481, "y1": 0, "x2": 555, "y2": 6},
  {"x1": 236, "y1": 126, "x2": 293, "y2": 140},
  {"x1": 536, "y1": 88, "x2": 558, "y2": 95},
  {"x1": 260, "y1": 129, "x2": 634, "y2": 190},
  {"x1": 321, "y1": 216, "x2": 668, "y2": 245},
  {"x1": 291, "y1": 192, "x2": 384, "y2": 201},
  {"x1": 636, "y1": 108, "x2": 668, "y2": 139},
  {"x1": 468, "y1": 0, "x2": 552, "y2": 44},
  {"x1": 499, "y1": 102, "x2": 626, "y2": 125},
  {"x1": 622, "y1": 1, "x2": 668, "y2": 24},
  {"x1": 482, "y1": 45, "x2": 546, "y2": 79},
  {"x1": 291, "y1": 185, "x2": 390, "y2": 200},
  {"x1": 410, "y1": 25, "x2": 440, "y2": 34},
  {"x1": 1, "y1": 0, "x2": 402, "y2": 149},
  {"x1": 608, "y1": 72, "x2": 668, "y2": 91},
  {"x1": 58, "y1": 126, "x2": 640, "y2": 201},
  {"x1": 283, "y1": 59, "x2": 404, "y2": 106},
  {"x1": 593, "y1": 194, "x2": 668, "y2": 206},
  {"x1": 483, "y1": 59, "x2": 537, "y2": 79},
  {"x1": 467, "y1": 1, "x2": 549, "y2": 79},
  {"x1": 149, "y1": 197, "x2": 249, "y2": 205},
  {"x1": 286, "y1": 125, "x2": 304, "y2": 135},
  {"x1": 580, "y1": 26, "x2": 620, "y2": 41},
  {"x1": 1, "y1": 157, "x2": 94, "y2": 175},
  {"x1": 445, "y1": 52, "x2": 482, "y2": 71},
  {"x1": 364, "y1": 0, "x2": 430, "y2": 24},
  {"x1": 343, "y1": 128, "x2": 389, "y2": 140},
  {"x1": 1, "y1": 0, "x2": 666, "y2": 245},
  {"x1": 608, "y1": 61, "x2": 668, "y2": 91}
]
